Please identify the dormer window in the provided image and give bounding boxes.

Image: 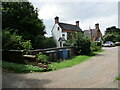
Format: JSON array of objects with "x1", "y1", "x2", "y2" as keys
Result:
[{"x1": 58, "y1": 27, "x2": 59, "y2": 31}]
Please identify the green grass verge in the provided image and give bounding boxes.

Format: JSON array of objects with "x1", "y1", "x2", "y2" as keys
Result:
[
  {"x1": 48, "y1": 49, "x2": 104, "y2": 71},
  {"x1": 2, "y1": 61, "x2": 45, "y2": 73},
  {"x1": 115, "y1": 76, "x2": 120, "y2": 80}
]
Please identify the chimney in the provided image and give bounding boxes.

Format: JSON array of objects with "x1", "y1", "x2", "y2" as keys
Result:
[
  {"x1": 54, "y1": 16, "x2": 59, "y2": 24},
  {"x1": 76, "y1": 21, "x2": 79, "y2": 27},
  {"x1": 95, "y1": 23, "x2": 99, "y2": 29}
]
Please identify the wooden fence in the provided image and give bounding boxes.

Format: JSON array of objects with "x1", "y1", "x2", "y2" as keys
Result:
[{"x1": 2, "y1": 47, "x2": 75, "y2": 64}]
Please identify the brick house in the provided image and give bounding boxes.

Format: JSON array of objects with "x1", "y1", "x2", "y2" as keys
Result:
[{"x1": 84, "y1": 23, "x2": 102, "y2": 42}]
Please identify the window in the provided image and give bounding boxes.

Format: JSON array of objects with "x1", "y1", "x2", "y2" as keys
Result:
[
  {"x1": 58, "y1": 27, "x2": 59, "y2": 30},
  {"x1": 62, "y1": 34, "x2": 65, "y2": 37}
]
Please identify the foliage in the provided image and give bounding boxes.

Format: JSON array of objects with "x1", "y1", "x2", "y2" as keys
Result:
[
  {"x1": 63, "y1": 39, "x2": 74, "y2": 46},
  {"x1": 2, "y1": 61, "x2": 44, "y2": 73},
  {"x1": 73, "y1": 33, "x2": 91, "y2": 55},
  {"x1": 115, "y1": 76, "x2": 120, "y2": 80},
  {"x1": 44, "y1": 37, "x2": 57, "y2": 48},
  {"x1": 63, "y1": 33, "x2": 91, "y2": 55},
  {"x1": 2, "y1": 29, "x2": 22, "y2": 50},
  {"x1": 91, "y1": 42, "x2": 102, "y2": 52},
  {"x1": 2, "y1": 2, "x2": 46, "y2": 49},
  {"x1": 36, "y1": 52, "x2": 49, "y2": 64},
  {"x1": 2, "y1": 29, "x2": 32, "y2": 52},
  {"x1": 103, "y1": 26, "x2": 120, "y2": 43},
  {"x1": 33, "y1": 36, "x2": 56, "y2": 49},
  {"x1": 105, "y1": 26, "x2": 120, "y2": 34},
  {"x1": 102, "y1": 33, "x2": 120, "y2": 43},
  {"x1": 21, "y1": 40, "x2": 32, "y2": 54},
  {"x1": 48, "y1": 50, "x2": 104, "y2": 71}
]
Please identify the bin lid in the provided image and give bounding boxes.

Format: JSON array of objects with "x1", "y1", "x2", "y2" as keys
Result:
[{"x1": 59, "y1": 49, "x2": 68, "y2": 51}]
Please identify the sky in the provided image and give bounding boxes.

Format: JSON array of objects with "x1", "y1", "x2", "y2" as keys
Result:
[{"x1": 29, "y1": 0, "x2": 119, "y2": 37}]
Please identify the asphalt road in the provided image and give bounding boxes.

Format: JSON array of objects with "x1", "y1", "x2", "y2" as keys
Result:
[{"x1": 2, "y1": 47, "x2": 119, "y2": 88}]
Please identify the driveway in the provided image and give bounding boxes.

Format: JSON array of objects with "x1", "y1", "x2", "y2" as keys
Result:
[{"x1": 2, "y1": 47, "x2": 118, "y2": 88}]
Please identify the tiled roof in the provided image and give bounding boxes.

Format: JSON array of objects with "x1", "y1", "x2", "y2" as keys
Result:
[{"x1": 58, "y1": 22, "x2": 82, "y2": 32}]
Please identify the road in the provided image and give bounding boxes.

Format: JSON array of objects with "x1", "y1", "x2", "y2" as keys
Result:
[{"x1": 2, "y1": 47, "x2": 118, "y2": 88}]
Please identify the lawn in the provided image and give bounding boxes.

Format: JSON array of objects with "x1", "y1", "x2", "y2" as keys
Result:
[
  {"x1": 2, "y1": 49, "x2": 104, "y2": 73},
  {"x1": 115, "y1": 76, "x2": 120, "y2": 80},
  {"x1": 48, "y1": 49, "x2": 104, "y2": 71}
]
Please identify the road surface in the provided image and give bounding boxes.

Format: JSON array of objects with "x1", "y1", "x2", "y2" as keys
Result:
[{"x1": 2, "y1": 47, "x2": 119, "y2": 88}]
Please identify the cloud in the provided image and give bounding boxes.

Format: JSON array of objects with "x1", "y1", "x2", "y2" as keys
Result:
[
  {"x1": 38, "y1": 3, "x2": 65, "y2": 20},
  {"x1": 29, "y1": 0, "x2": 119, "y2": 2},
  {"x1": 30, "y1": 1, "x2": 118, "y2": 36}
]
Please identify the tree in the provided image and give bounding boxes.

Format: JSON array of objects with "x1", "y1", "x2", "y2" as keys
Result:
[
  {"x1": 105, "y1": 26, "x2": 120, "y2": 34},
  {"x1": 2, "y1": 2, "x2": 46, "y2": 49},
  {"x1": 103, "y1": 26, "x2": 120, "y2": 42},
  {"x1": 102, "y1": 33, "x2": 120, "y2": 43},
  {"x1": 44, "y1": 37, "x2": 56, "y2": 48}
]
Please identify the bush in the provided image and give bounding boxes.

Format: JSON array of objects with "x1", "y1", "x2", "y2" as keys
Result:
[
  {"x1": 2, "y1": 29, "x2": 22, "y2": 50},
  {"x1": 36, "y1": 52, "x2": 49, "y2": 64},
  {"x1": 73, "y1": 33, "x2": 91, "y2": 55},
  {"x1": 63, "y1": 39, "x2": 74, "y2": 46},
  {"x1": 21, "y1": 40, "x2": 33, "y2": 54},
  {"x1": 2, "y1": 29, "x2": 33, "y2": 52},
  {"x1": 63, "y1": 33, "x2": 91, "y2": 55},
  {"x1": 91, "y1": 42, "x2": 102, "y2": 52}
]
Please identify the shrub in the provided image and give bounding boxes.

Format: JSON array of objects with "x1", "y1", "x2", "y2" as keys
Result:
[
  {"x1": 63, "y1": 39, "x2": 74, "y2": 46},
  {"x1": 73, "y1": 33, "x2": 91, "y2": 55},
  {"x1": 36, "y1": 52, "x2": 49, "y2": 64},
  {"x1": 2, "y1": 29, "x2": 22, "y2": 50},
  {"x1": 91, "y1": 42, "x2": 102, "y2": 52},
  {"x1": 2, "y1": 29, "x2": 33, "y2": 52},
  {"x1": 63, "y1": 33, "x2": 91, "y2": 55},
  {"x1": 21, "y1": 40, "x2": 33, "y2": 54}
]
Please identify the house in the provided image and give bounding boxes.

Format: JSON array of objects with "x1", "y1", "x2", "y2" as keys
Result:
[
  {"x1": 51, "y1": 16, "x2": 82, "y2": 47},
  {"x1": 84, "y1": 23, "x2": 102, "y2": 42}
]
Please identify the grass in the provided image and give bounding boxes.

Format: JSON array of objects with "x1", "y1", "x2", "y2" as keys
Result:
[
  {"x1": 48, "y1": 49, "x2": 104, "y2": 71},
  {"x1": 115, "y1": 76, "x2": 120, "y2": 80},
  {"x1": 2, "y1": 61, "x2": 45, "y2": 73}
]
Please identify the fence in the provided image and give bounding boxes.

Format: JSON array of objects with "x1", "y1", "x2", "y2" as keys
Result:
[
  {"x1": 30, "y1": 46, "x2": 75, "y2": 55},
  {"x1": 2, "y1": 47, "x2": 75, "y2": 63}
]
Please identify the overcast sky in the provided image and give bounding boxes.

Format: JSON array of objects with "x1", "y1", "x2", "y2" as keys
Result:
[{"x1": 29, "y1": 0, "x2": 118, "y2": 37}]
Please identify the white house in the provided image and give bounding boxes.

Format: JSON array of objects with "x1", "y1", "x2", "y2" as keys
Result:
[{"x1": 51, "y1": 16, "x2": 83, "y2": 47}]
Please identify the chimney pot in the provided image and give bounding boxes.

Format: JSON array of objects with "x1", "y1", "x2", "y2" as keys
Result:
[
  {"x1": 76, "y1": 21, "x2": 79, "y2": 27},
  {"x1": 95, "y1": 23, "x2": 99, "y2": 29},
  {"x1": 54, "y1": 16, "x2": 59, "y2": 24}
]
